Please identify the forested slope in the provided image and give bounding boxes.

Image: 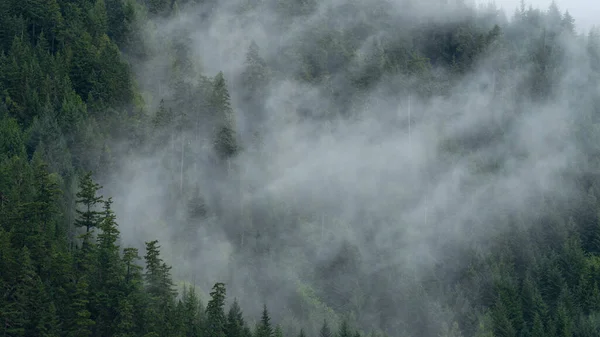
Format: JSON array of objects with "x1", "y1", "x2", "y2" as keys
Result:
[{"x1": 2, "y1": 0, "x2": 600, "y2": 336}]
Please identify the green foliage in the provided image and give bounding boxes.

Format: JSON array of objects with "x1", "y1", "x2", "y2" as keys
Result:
[
  {"x1": 338, "y1": 320, "x2": 352, "y2": 337},
  {"x1": 205, "y1": 282, "x2": 227, "y2": 337},
  {"x1": 147, "y1": 0, "x2": 171, "y2": 17},
  {"x1": 67, "y1": 276, "x2": 95, "y2": 337},
  {"x1": 144, "y1": 240, "x2": 175, "y2": 299},
  {"x1": 211, "y1": 72, "x2": 238, "y2": 161},
  {"x1": 0, "y1": 117, "x2": 25, "y2": 159},
  {"x1": 275, "y1": 325, "x2": 285, "y2": 337},
  {"x1": 256, "y1": 304, "x2": 274, "y2": 337},
  {"x1": 227, "y1": 298, "x2": 247, "y2": 337},
  {"x1": 74, "y1": 171, "x2": 103, "y2": 232},
  {"x1": 180, "y1": 285, "x2": 204, "y2": 337},
  {"x1": 1, "y1": 1, "x2": 600, "y2": 337}
]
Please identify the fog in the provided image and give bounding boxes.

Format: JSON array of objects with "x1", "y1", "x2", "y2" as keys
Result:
[
  {"x1": 492, "y1": 0, "x2": 597, "y2": 32},
  {"x1": 104, "y1": 0, "x2": 598, "y2": 335}
]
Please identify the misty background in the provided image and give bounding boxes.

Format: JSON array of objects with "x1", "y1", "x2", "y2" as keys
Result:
[
  {"x1": 95, "y1": 0, "x2": 600, "y2": 335},
  {"x1": 496, "y1": 0, "x2": 596, "y2": 32}
]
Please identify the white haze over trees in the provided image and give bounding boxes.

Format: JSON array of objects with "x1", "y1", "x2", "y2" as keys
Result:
[
  {"x1": 96, "y1": 0, "x2": 600, "y2": 335},
  {"x1": 494, "y1": 0, "x2": 597, "y2": 32}
]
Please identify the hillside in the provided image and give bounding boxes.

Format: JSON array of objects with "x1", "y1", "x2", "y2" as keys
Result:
[{"x1": 2, "y1": 0, "x2": 600, "y2": 336}]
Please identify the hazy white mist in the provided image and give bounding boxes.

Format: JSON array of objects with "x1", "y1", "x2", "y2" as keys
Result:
[
  {"x1": 492, "y1": 0, "x2": 597, "y2": 32},
  {"x1": 103, "y1": 0, "x2": 598, "y2": 334}
]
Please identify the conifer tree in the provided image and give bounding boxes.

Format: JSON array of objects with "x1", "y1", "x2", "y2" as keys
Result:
[
  {"x1": 13, "y1": 247, "x2": 48, "y2": 336},
  {"x1": 67, "y1": 275, "x2": 95, "y2": 337},
  {"x1": 105, "y1": 0, "x2": 132, "y2": 45},
  {"x1": 226, "y1": 298, "x2": 246, "y2": 337},
  {"x1": 530, "y1": 313, "x2": 544, "y2": 337},
  {"x1": 40, "y1": 302, "x2": 61, "y2": 337},
  {"x1": 143, "y1": 240, "x2": 176, "y2": 336},
  {"x1": 89, "y1": 0, "x2": 109, "y2": 38},
  {"x1": 188, "y1": 184, "x2": 207, "y2": 222},
  {"x1": 181, "y1": 285, "x2": 203, "y2": 337},
  {"x1": 319, "y1": 320, "x2": 332, "y2": 337},
  {"x1": 115, "y1": 299, "x2": 136, "y2": 337},
  {"x1": 561, "y1": 11, "x2": 575, "y2": 33},
  {"x1": 546, "y1": 1, "x2": 562, "y2": 28},
  {"x1": 123, "y1": 247, "x2": 142, "y2": 287},
  {"x1": 31, "y1": 154, "x2": 61, "y2": 233},
  {"x1": 256, "y1": 304, "x2": 274, "y2": 337},
  {"x1": 73, "y1": 228, "x2": 98, "y2": 281},
  {"x1": 205, "y1": 282, "x2": 227, "y2": 337},
  {"x1": 243, "y1": 322, "x2": 253, "y2": 337},
  {"x1": 275, "y1": 324, "x2": 284, "y2": 337},
  {"x1": 211, "y1": 72, "x2": 232, "y2": 119},
  {"x1": 241, "y1": 41, "x2": 269, "y2": 110},
  {"x1": 95, "y1": 197, "x2": 124, "y2": 336},
  {"x1": 338, "y1": 320, "x2": 352, "y2": 337},
  {"x1": 151, "y1": 99, "x2": 174, "y2": 148},
  {"x1": 147, "y1": 0, "x2": 171, "y2": 17},
  {"x1": 299, "y1": 328, "x2": 307, "y2": 337},
  {"x1": 74, "y1": 171, "x2": 103, "y2": 233},
  {"x1": 144, "y1": 240, "x2": 163, "y2": 294},
  {"x1": 143, "y1": 240, "x2": 175, "y2": 300},
  {"x1": 211, "y1": 72, "x2": 238, "y2": 162}
]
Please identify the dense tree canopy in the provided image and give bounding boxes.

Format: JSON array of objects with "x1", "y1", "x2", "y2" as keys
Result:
[{"x1": 1, "y1": 0, "x2": 600, "y2": 336}]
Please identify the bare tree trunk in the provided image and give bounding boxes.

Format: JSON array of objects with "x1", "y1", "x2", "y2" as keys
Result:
[
  {"x1": 321, "y1": 214, "x2": 325, "y2": 242},
  {"x1": 238, "y1": 161, "x2": 243, "y2": 247},
  {"x1": 408, "y1": 94, "x2": 412, "y2": 152},
  {"x1": 180, "y1": 135, "x2": 184, "y2": 194}
]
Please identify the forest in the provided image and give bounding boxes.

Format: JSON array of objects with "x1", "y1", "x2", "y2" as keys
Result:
[{"x1": 2, "y1": 0, "x2": 600, "y2": 336}]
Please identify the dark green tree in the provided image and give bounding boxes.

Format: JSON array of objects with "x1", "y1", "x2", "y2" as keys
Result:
[
  {"x1": 211, "y1": 72, "x2": 238, "y2": 162},
  {"x1": 180, "y1": 285, "x2": 203, "y2": 337},
  {"x1": 255, "y1": 304, "x2": 274, "y2": 337},
  {"x1": 144, "y1": 240, "x2": 176, "y2": 300},
  {"x1": 74, "y1": 171, "x2": 103, "y2": 233},
  {"x1": 143, "y1": 240, "x2": 177, "y2": 336},
  {"x1": 114, "y1": 299, "x2": 136, "y2": 337},
  {"x1": 94, "y1": 197, "x2": 125, "y2": 336},
  {"x1": 319, "y1": 320, "x2": 332, "y2": 337},
  {"x1": 147, "y1": 0, "x2": 171, "y2": 17},
  {"x1": 205, "y1": 282, "x2": 227, "y2": 337},
  {"x1": 66, "y1": 276, "x2": 95, "y2": 337},
  {"x1": 338, "y1": 320, "x2": 352, "y2": 337},
  {"x1": 226, "y1": 298, "x2": 246, "y2": 337},
  {"x1": 275, "y1": 325, "x2": 284, "y2": 337},
  {"x1": 123, "y1": 247, "x2": 142, "y2": 287}
]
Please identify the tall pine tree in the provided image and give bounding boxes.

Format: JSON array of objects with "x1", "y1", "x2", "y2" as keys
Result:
[{"x1": 205, "y1": 282, "x2": 227, "y2": 337}]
